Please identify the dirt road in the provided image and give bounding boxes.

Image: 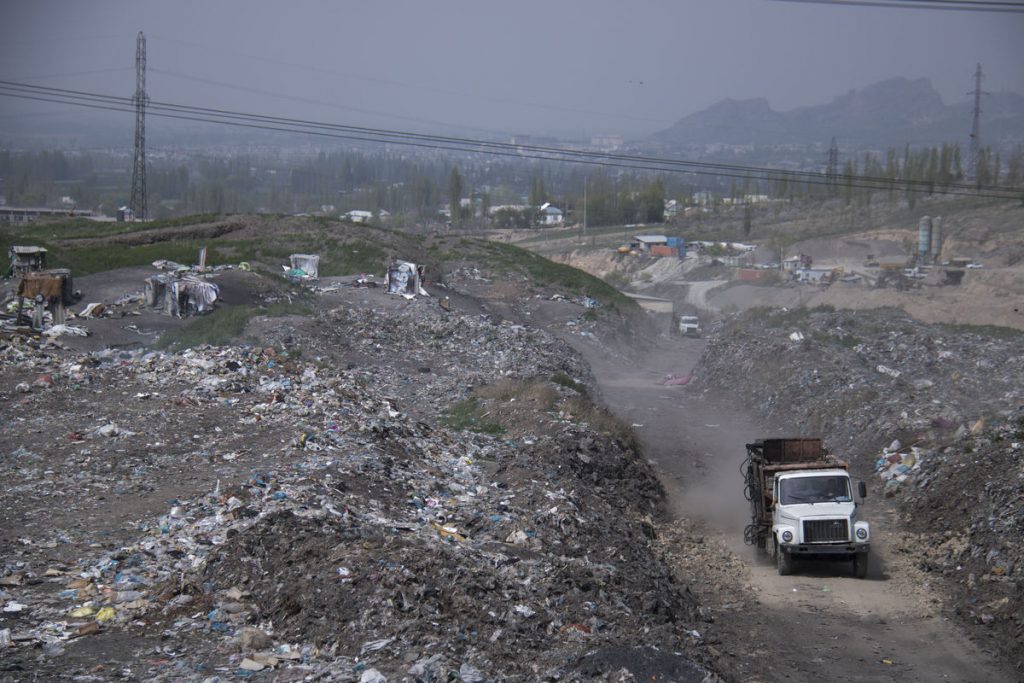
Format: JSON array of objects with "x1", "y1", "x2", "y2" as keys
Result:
[
  {"x1": 564, "y1": 331, "x2": 1014, "y2": 682},
  {"x1": 682, "y1": 280, "x2": 729, "y2": 312}
]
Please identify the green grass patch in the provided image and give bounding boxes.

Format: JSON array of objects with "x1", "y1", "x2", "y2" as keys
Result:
[
  {"x1": 43, "y1": 241, "x2": 228, "y2": 276},
  {"x1": 2, "y1": 213, "x2": 413, "y2": 279},
  {"x1": 602, "y1": 270, "x2": 630, "y2": 289},
  {"x1": 470, "y1": 241, "x2": 636, "y2": 311},
  {"x1": 550, "y1": 372, "x2": 588, "y2": 397},
  {"x1": 214, "y1": 237, "x2": 389, "y2": 276},
  {"x1": 810, "y1": 331, "x2": 860, "y2": 348},
  {"x1": 215, "y1": 238, "x2": 296, "y2": 262},
  {"x1": 440, "y1": 397, "x2": 506, "y2": 435},
  {"x1": 321, "y1": 239, "x2": 389, "y2": 276},
  {"x1": 18, "y1": 214, "x2": 224, "y2": 241},
  {"x1": 564, "y1": 397, "x2": 639, "y2": 452},
  {"x1": 156, "y1": 303, "x2": 309, "y2": 350},
  {"x1": 833, "y1": 333, "x2": 861, "y2": 348},
  {"x1": 938, "y1": 323, "x2": 1024, "y2": 341},
  {"x1": 15, "y1": 234, "x2": 392, "y2": 279}
]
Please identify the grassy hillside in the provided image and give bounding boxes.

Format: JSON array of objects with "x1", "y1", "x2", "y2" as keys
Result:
[{"x1": 2, "y1": 213, "x2": 636, "y2": 313}]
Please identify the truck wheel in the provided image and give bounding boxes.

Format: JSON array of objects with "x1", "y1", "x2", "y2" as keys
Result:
[
  {"x1": 777, "y1": 546, "x2": 793, "y2": 576},
  {"x1": 853, "y1": 553, "x2": 868, "y2": 579}
]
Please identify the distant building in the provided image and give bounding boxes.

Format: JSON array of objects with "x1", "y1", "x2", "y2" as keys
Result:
[
  {"x1": 664, "y1": 199, "x2": 680, "y2": 219},
  {"x1": 782, "y1": 256, "x2": 802, "y2": 272},
  {"x1": 0, "y1": 206, "x2": 93, "y2": 223},
  {"x1": 344, "y1": 210, "x2": 374, "y2": 223},
  {"x1": 539, "y1": 203, "x2": 564, "y2": 226},
  {"x1": 723, "y1": 194, "x2": 772, "y2": 206},
  {"x1": 795, "y1": 268, "x2": 834, "y2": 284},
  {"x1": 692, "y1": 191, "x2": 713, "y2": 207},
  {"x1": 634, "y1": 235, "x2": 669, "y2": 251}
]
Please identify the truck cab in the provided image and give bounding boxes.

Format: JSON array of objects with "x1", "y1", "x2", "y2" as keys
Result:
[
  {"x1": 744, "y1": 438, "x2": 871, "y2": 579},
  {"x1": 678, "y1": 315, "x2": 701, "y2": 337},
  {"x1": 772, "y1": 469, "x2": 870, "y2": 577}
]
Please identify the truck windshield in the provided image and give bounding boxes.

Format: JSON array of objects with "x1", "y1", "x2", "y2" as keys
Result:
[{"x1": 779, "y1": 476, "x2": 851, "y2": 504}]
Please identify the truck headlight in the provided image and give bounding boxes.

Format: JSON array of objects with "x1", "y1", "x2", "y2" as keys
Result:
[
  {"x1": 781, "y1": 530, "x2": 793, "y2": 542},
  {"x1": 856, "y1": 528, "x2": 868, "y2": 540}
]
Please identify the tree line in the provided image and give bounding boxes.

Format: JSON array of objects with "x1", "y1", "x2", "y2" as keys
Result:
[{"x1": 1, "y1": 141, "x2": 1020, "y2": 225}]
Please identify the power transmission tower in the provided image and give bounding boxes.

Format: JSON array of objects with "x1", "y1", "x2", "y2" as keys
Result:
[
  {"x1": 130, "y1": 31, "x2": 148, "y2": 220},
  {"x1": 967, "y1": 63, "x2": 988, "y2": 182},
  {"x1": 826, "y1": 137, "x2": 839, "y2": 193}
]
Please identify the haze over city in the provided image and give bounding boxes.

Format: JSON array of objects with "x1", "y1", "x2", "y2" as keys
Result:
[{"x1": 2, "y1": 0, "x2": 1023, "y2": 140}]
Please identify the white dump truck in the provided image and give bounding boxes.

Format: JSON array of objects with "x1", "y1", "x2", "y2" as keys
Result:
[
  {"x1": 743, "y1": 438, "x2": 870, "y2": 578},
  {"x1": 678, "y1": 315, "x2": 701, "y2": 336}
]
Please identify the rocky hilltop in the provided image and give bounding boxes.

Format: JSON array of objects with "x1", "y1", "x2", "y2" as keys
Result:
[{"x1": 653, "y1": 77, "x2": 1024, "y2": 149}]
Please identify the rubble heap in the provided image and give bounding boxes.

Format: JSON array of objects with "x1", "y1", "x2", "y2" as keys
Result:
[
  {"x1": 0, "y1": 293, "x2": 716, "y2": 681},
  {"x1": 698, "y1": 306, "x2": 1024, "y2": 663}
]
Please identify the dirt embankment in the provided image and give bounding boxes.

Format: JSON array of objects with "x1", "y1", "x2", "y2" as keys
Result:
[{"x1": 57, "y1": 218, "x2": 248, "y2": 247}]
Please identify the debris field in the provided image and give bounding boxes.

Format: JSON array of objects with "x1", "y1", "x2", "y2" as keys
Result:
[{"x1": 0, "y1": 276, "x2": 719, "y2": 682}]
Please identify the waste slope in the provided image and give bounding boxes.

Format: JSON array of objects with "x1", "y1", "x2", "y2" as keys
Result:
[{"x1": 0, "y1": 288, "x2": 716, "y2": 681}]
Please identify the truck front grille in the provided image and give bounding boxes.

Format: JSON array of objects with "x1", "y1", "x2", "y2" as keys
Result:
[{"x1": 803, "y1": 519, "x2": 849, "y2": 543}]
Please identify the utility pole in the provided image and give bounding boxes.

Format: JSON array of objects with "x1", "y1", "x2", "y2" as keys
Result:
[
  {"x1": 967, "y1": 63, "x2": 987, "y2": 182},
  {"x1": 130, "y1": 31, "x2": 148, "y2": 220},
  {"x1": 826, "y1": 137, "x2": 839, "y2": 194}
]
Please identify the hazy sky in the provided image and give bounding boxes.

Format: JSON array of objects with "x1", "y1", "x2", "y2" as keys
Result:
[{"x1": 2, "y1": 0, "x2": 1022, "y2": 140}]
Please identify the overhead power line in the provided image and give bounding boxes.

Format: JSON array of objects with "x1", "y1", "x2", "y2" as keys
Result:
[
  {"x1": 0, "y1": 80, "x2": 1018, "y2": 201},
  {"x1": 149, "y1": 67, "x2": 516, "y2": 138},
  {"x1": 0, "y1": 67, "x2": 133, "y2": 82},
  {"x1": 768, "y1": 0, "x2": 1024, "y2": 12},
  {"x1": 147, "y1": 34, "x2": 672, "y2": 126}
]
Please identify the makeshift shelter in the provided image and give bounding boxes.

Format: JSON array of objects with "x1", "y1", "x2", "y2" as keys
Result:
[
  {"x1": 15, "y1": 268, "x2": 79, "y2": 329},
  {"x1": 385, "y1": 261, "x2": 427, "y2": 298},
  {"x1": 144, "y1": 274, "x2": 219, "y2": 317},
  {"x1": 284, "y1": 254, "x2": 320, "y2": 284},
  {"x1": 8, "y1": 246, "x2": 48, "y2": 276}
]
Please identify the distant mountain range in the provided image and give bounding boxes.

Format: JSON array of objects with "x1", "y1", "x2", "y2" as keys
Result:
[{"x1": 652, "y1": 77, "x2": 1024, "y2": 150}]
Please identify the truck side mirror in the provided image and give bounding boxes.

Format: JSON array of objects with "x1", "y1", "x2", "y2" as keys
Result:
[{"x1": 858, "y1": 481, "x2": 867, "y2": 499}]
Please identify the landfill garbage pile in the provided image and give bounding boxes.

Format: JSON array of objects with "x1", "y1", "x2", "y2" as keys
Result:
[
  {"x1": 697, "y1": 306, "x2": 1024, "y2": 663},
  {"x1": 0, "y1": 291, "x2": 719, "y2": 681}
]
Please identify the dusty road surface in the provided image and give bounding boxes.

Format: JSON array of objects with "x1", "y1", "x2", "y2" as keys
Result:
[{"x1": 560, "y1": 330, "x2": 1014, "y2": 682}]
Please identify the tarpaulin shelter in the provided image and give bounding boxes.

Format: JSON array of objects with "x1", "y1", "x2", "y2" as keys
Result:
[
  {"x1": 385, "y1": 261, "x2": 427, "y2": 299},
  {"x1": 15, "y1": 268, "x2": 79, "y2": 329},
  {"x1": 145, "y1": 274, "x2": 219, "y2": 317},
  {"x1": 284, "y1": 254, "x2": 320, "y2": 283}
]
